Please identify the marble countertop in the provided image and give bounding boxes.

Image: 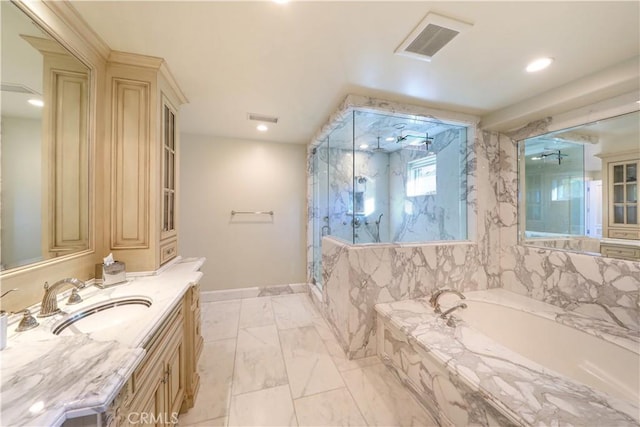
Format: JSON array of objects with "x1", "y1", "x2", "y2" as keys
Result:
[
  {"x1": 0, "y1": 257, "x2": 205, "y2": 427},
  {"x1": 375, "y1": 289, "x2": 639, "y2": 426}
]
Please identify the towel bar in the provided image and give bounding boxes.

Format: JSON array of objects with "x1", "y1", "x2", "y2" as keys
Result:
[{"x1": 231, "y1": 210, "x2": 274, "y2": 216}]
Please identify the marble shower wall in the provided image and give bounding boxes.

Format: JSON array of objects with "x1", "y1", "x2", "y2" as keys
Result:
[
  {"x1": 306, "y1": 95, "x2": 486, "y2": 282},
  {"x1": 311, "y1": 96, "x2": 500, "y2": 358},
  {"x1": 497, "y1": 111, "x2": 640, "y2": 332},
  {"x1": 322, "y1": 147, "x2": 391, "y2": 244},
  {"x1": 389, "y1": 127, "x2": 467, "y2": 242}
]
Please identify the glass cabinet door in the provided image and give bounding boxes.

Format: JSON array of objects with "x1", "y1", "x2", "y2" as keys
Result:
[
  {"x1": 610, "y1": 160, "x2": 639, "y2": 226},
  {"x1": 162, "y1": 100, "x2": 177, "y2": 237}
]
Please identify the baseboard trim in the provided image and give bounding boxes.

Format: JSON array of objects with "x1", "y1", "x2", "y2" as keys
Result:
[{"x1": 201, "y1": 283, "x2": 309, "y2": 302}]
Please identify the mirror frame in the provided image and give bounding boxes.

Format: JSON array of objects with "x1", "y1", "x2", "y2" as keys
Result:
[
  {"x1": 0, "y1": 0, "x2": 98, "y2": 280},
  {"x1": 516, "y1": 98, "x2": 640, "y2": 260}
]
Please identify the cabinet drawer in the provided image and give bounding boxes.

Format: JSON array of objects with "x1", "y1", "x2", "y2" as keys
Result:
[
  {"x1": 160, "y1": 239, "x2": 177, "y2": 264},
  {"x1": 600, "y1": 245, "x2": 640, "y2": 260},
  {"x1": 608, "y1": 229, "x2": 640, "y2": 240}
]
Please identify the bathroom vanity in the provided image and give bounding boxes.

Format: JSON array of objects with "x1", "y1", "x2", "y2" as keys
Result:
[{"x1": 0, "y1": 257, "x2": 204, "y2": 427}]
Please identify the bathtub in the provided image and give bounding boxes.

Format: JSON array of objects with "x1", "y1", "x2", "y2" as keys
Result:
[
  {"x1": 375, "y1": 289, "x2": 640, "y2": 426},
  {"x1": 456, "y1": 298, "x2": 639, "y2": 404}
]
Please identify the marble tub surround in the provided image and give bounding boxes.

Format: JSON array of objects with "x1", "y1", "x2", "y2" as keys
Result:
[
  {"x1": 375, "y1": 292, "x2": 639, "y2": 426},
  {"x1": 321, "y1": 237, "x2": 491, "y2": 359},
  {"x1": 501, "y1": 245, "x2": 640, "y2": 331},
  {"x1": 1, "y1": 257, "x2": 205, "y2": 427},
  {"x1": 521, "y1": 235, "x2": 601, "y2": 254}
]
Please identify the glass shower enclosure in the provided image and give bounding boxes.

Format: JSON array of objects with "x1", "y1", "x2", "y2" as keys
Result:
[{"x1": 311, "y1": 109, "x2": 469, "y2": 288}]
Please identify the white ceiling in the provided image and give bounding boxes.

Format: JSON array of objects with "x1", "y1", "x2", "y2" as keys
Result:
[{"x1": 70, "y1": 1, "x2": 640, "y2": 144}]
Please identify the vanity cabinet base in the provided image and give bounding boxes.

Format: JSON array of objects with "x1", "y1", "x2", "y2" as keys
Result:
[{"x1": 63, "y1": 283, "x2": 202, "y2": 427}]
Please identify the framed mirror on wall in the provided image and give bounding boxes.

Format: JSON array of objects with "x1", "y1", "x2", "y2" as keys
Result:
[
  {"x1": 518, "y1": 110, "x2": 640, "y2": 261},
  {"x1": 1, "y1": 1, "x2": 92, "y2": 272}
]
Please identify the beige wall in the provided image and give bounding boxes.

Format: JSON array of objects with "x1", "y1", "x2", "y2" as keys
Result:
[{"x1": 179, "y1": 133, "x2": 307, "y2": 291}]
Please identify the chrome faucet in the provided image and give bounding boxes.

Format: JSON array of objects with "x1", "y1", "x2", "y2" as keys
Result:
[
  {"x1": 440, "y1": 303, "x2": 468, "y2": 326},
  {"x1": 39, "y1": 278, "x2": 86, "y2": 317},
  {"x1": 429, "y1": 288, "x2": 466, "y2": 314}
]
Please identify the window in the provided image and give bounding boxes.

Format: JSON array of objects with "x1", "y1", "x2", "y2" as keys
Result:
[{"x1": 407, "y1": 155, "x2": 437, "y2": 197}]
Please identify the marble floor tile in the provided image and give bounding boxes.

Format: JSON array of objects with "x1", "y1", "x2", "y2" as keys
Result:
[
  {"x1": 341, "y1": 363, "x2": 437, "y2": 427},
  {"x1": 297, "y1": 293, "x2": 322, "y2": 319},
  {"x1": 228, "y1": 385, "x2": 297, "y2": 427},
  {"x1": 311, "y1": 316, "x2": 337, "y2": 342},
  {"x1": 232, "y1": 324, "x2": 288, "y2": 395},
  {"x1": 294, "y1": 387, "x2": 367, "y2": 427},
  {"x1": 179, "y1": 339, "x2": 236, "y2": 424},
  {"x1": 272, "y1": 294, "x2": 316, "y2": 329},
  {"x1": 239, "y1": 297, "x2": 274, "y2": 329},
  {"x1": 201, "y1": 300, "x2": 241, "y2": 342},
  {"x1": 323, "y1": 338, "x2": 381, "y2": 372},
  {"x1": 279, "y1": 326, "x2": 344, "y2": 399}
]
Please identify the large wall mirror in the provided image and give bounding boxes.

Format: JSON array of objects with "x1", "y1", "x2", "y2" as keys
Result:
[
  {"x1": 518, "y1": 110, "x2": 639, "y2": 261},
  {"x1": 1, "y1": 1, "x2": 91, "y2": 272}
]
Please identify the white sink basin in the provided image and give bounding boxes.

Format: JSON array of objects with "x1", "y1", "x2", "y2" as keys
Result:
[{"x1": 53, "y1": 296, "x2": 152, "y2": 336}]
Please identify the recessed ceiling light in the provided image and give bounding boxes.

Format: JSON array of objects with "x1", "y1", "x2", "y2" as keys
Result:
[
  {"x1": 359, "y1": 144, "x2": 369, "y2": 149},
  {"x1": 526, "y1": 57, "x2": 553, "y2": 73},
  {"x1": 273, "y1": 0, "x2": 289, "y2": 4},
  {"x1": 385, "y1": 137, "x2": 395, "y2": 142},
  {"x1": 28, "y1": 99, "x2": 44, "y2": 107},
  {"x1": 257, "y1": 124, "x2": 268, "y2": 132}
]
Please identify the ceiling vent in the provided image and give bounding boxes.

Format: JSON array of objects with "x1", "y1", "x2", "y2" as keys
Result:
[
  {"x1": 395, "y1": 12, "x2": 472, "y2": 62},
  {"x1": 247, "y1": 113, "x2": 278, "y2": 124}
]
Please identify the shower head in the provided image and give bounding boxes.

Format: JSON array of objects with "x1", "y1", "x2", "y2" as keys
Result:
[{"x1": 371, "y1": 136, "x2": 387, "y2": 152}]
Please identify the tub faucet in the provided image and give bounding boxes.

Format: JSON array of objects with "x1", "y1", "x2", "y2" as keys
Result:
[
  {"x1": 440, "y1": 303, "x2": 468, "y2": 326},
  {"x1": 39, "y1": 278, "x2": 86, "y2": 317},
  {"x1": 429, "y1": 289, "x2": 466, "y2": 314}
]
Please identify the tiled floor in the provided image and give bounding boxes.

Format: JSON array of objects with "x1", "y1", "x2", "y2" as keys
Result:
[{"x1": 180, "y1": 293, "x2": 437, "y2": 427}]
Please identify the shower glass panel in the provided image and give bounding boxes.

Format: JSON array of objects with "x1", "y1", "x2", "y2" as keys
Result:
[
  {"x1": 327, "y1": 116, "x2": 356, "y2": 243},
  {"x1": 521, "y1": 138, "x2": 586, "y2": 236},
  {"x1": 317, "y1": 110, "x2": 468, "y2": 245},
  {"x1": 311, "y1": 139, "x2": 329, "y2": 289}
]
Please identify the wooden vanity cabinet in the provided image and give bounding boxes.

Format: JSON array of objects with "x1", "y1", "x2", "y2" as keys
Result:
[
  {"x1": 105, "y1": 52, "x2": 187, "y2": 272},
  {"x1": 181, "y1": 283, "x2": 203, "y2": 410},
  {"x1": 94, "y1": 284, "x2": 202, "y2": 427}
]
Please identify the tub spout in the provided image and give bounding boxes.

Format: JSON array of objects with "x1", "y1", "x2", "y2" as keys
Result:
[
  {"x1": 440, "y1": 302, "x2": 467, "y2": 318},
  {"x1": 440, "y1": 303, "x2": 467, "y2": 327},
  {"x1": 429, "y1": 289, "x2": 466, "y2": 314}
]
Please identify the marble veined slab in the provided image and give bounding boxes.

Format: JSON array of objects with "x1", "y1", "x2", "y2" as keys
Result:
[
  {"x1": 0, "y1": 335, "x2": 144, "y2": 427},
  {"x1": 375, "y1": 291, "x2": 639, "y2": 426}
]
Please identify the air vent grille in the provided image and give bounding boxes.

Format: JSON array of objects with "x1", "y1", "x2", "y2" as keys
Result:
[
  {"x1": 396, "y1": 12, "x2": 472, "y2": 62},
  {"x1": 248, "y1": 113, "x2": 278, "y2": 124},
  {"x1": 405, "y1": 24, "x2": 460, "y2": 58}
]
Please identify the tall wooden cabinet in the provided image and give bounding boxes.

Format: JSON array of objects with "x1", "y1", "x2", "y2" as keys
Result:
[
  {"x1": 600, "y1": 151, "x2": 640, "y2": 240},
  {"x1": 105, "y1": 52, "x2": 187, "y2": 271}
]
